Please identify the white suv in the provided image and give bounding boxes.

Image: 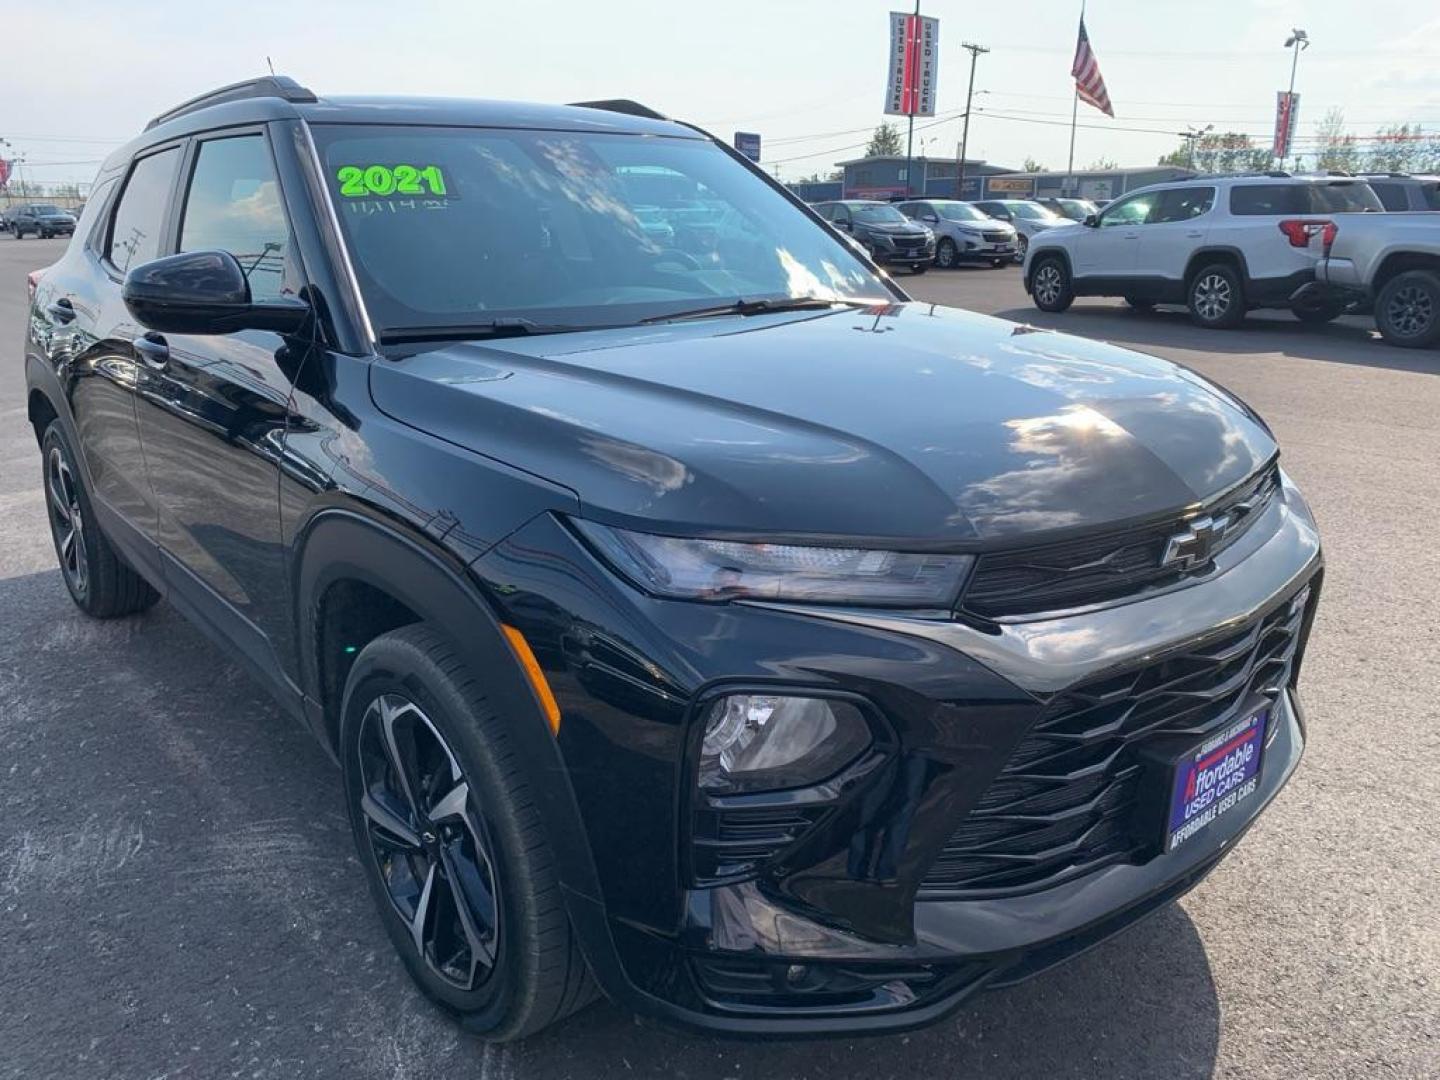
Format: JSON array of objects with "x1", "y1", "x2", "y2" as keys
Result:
[{"x1": 1023, "y1": 174, "x2": 1383, "y2": 328}]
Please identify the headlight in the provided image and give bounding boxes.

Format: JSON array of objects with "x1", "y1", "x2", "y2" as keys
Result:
[
  {"x1": 699, "y1": 694, "x2": 872, "y2": 793},
  {"x1": 573, "y1": 520, "x2": 973, "y2": 607}
]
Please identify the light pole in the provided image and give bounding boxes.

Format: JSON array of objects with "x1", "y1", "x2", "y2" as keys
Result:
[
  {"x1": 1181, "y1": 124, "x2": 1213, "y2": 171},
  {"x1": 1279, "y1": 28, "x2": 1308, "y2": 168},
  {"x1": 957, "y1": 41, "x2": 989, "y2": 197}
]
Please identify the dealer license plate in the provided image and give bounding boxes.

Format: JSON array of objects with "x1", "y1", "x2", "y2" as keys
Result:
[{"x1": 1165, "y1": 709, "x2": 1267, "y2": 852}]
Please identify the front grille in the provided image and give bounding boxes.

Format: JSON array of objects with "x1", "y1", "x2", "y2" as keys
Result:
[
  {"x1": 962, "y1": 465, "x2": 1281, "y2": 619},
  {"x1": 982, "y1": 230, "x2": 1012, "y2": 243},
  {"x1": 893, "y1": 235, "x2": 926, "y2": 250},
  {"x1": 920, "y1": 584, "x2": 1311, "y2": 897}
]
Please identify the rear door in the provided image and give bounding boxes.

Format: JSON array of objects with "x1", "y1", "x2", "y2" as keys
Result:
[
  {"x1": 60, "y1": 146, "x2": 184, "y2": 551},
  {"x1": 1133, "y1": 185, "x2": 1215, "y2": 284},
  {"x1": 130, "y1": 128, "x2": 308, "y2": 671}
]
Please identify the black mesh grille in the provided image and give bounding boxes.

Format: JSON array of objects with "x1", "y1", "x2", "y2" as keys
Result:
[
  {"x1": 921, "y1": 583, "x2": 1311, "y2": 897},
  {"x1": 982, "y1": 230, "x2": 1012, "y2": 243},
  {"x1": 690, "y1": 804, "x2": 826, "y2": 886},
  {"x1": 962, "y1": 466, "x2": 1281, "y2": 619}
]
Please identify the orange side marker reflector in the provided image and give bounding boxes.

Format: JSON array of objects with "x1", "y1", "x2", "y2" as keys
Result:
[{"x1": 501, "y1": 624, "x2": 561, "y2": 735}]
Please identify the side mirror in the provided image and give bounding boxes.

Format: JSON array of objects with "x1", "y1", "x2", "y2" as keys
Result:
[
  {"x1": 1083, "y1": 214, "x2": 1099, "y2": 227},
  {"x1": 122, "y1": 249, "x2": 309, "y2": 335},
  {"x1": 922, "y1": 214, "x2": 939, "y2": 224}
]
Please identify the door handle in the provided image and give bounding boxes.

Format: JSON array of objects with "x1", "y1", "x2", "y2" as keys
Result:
[
  {"x1": 1123, "y1": 232, "x2": 1140, "y2": 239},
  {"x1": 133, "y1": 332, "x2": 170, "y2": 369},
  {"x1": 46, "y1": 297, "x2": 76, "y2": 323},
  {"x1": 1185, "y1": 230, "x2": 1204, "y2": 238}
]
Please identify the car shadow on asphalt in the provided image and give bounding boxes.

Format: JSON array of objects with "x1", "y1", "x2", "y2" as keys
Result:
[
  {"x1": 0, "y1": 567, "x2": 1222, "y2": 1080},
  {"x1": 992, "y1": 302, "x2": 1440, "y2": 376}
]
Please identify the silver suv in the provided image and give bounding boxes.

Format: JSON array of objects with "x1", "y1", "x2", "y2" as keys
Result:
[
  {"x1": 895, "y1": 199, "x2": 1017, "y2": 268},
  {"x1": 1024, "y1": 173, "x2": 1383, "y2": 328}
]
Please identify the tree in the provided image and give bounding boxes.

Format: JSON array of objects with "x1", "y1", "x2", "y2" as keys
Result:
[
  {"x1": 1022, "y1": 156, "x2": 1046, "y2": 172},
  {"x1": 1365, "y1": 123, "x2": 1421, "y2": 174},
  {"x1": 1158, "y1": 132, "x2": 1269, "y2": 173},
  {"x1": 1315, "y1": 108, "x2": 1360, "y2": 174},
  {"x1": 865, "y1": 122, "x2": 904, "y2": 158},
  {"x1": 1086, "y1": 157, "x2": 1119, "y2": 171}
]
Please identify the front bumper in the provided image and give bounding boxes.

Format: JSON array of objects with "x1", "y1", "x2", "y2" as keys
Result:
[{"x1": 474, "y1": 475, "x2": 1322, "y2": 1036}]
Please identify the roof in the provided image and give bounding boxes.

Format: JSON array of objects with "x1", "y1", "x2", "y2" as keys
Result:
[
  {"x1": 834, "y1": 155, "x2": 996, "y2": 167},
  {"x1": 102, "y1": 77, "x2": 699, "y2": 174},
  {"x1": 991, "y1": 166, "x2": 1196, "y2": 179}
]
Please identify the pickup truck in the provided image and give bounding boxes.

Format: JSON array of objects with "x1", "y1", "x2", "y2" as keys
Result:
[{"x1": 1316, "y1": 212, "x2": 1440, "y2": 348}]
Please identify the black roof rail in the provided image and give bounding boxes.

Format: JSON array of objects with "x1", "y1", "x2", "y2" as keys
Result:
[
  {"x1": 567, "y1": 99, "x2": 668, "y2": 121},
  {"x1": 1193, "y1": 170, "x2": 1292, "y2": 180},
  {"x1": 145, "y1": 75, "x2": 317, "y2": 131}
]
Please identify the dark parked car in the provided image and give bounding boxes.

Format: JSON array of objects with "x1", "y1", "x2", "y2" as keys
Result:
[
  {"x1": 1036, "y1": 196, "x2": 1101, "y2": 222},
  {"x1": 811, "y1": 199, "x2": 935, "y2": 273},
  {"x1": 25, "y1": 77, "x2": 1323, "y2": 1041},
  {"x1": 9, "y1": 202, "x2": 78, "y2": 239}
]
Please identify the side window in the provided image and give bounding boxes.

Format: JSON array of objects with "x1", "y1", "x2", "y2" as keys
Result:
[
  {"x1": 1098, "y1": 193, "x2": 1155, "y2": 227},
  {"x1": 1229, "y1": 185, "x2": 1302, "y2": 216},
  {"x1": 833, "y1": 205, "x2": 852, "y2": 224},
  {"x1": 814, "y1": 203, "x2": 834, "y2": 221},
  {"x1": 1423, "y1": 183, "x2": 1440, "y2": 211},
  {"x1": 81, "y1": 177, "x2": 119, "y2": 251},
  {"x1": 897, "y1": 202, "x2": 919, "y2": 218},
  {"x1": 107, "y1": 147, "x2": 181, "y2": 273},
  {"x1": 179, "y1": 134, "x2": 295, "y2": 302},
  {"x1": 1368, "y1": 182, "x2": 1406, "y2": 212},
  {"x1": 1148, "y1": 186, "x2": 1216, "y2": 224}
]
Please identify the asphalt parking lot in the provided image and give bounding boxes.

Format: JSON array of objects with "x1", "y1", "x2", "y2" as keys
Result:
[{"x1": 2, "y1": 239, "x2": 1436, "y2": 1080}]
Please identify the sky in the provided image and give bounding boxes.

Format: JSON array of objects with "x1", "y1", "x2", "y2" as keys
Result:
[{"x1": 4, "y1": 0, "x2": 1439, "y2": 191}]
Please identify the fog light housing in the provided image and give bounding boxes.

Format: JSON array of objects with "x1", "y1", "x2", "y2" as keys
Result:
[{"x1": 698, "y1": 694, "x2": 871, "y2": 794}]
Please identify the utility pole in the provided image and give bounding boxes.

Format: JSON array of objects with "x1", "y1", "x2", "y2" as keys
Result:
[
  {"x1": 1181, "y1": 124, "x2": 1213, "y2": 171},
  {"x1": 957, "y1": 41, "x2": 989, "y2": 198},
  {"x1": 1279, "y1": 28, "x2": 1309, "y2": 169}
]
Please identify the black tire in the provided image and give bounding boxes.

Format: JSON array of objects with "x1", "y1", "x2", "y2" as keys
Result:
[
  {"x1": 41, "y1": 421, "x2": 160, "y2": 618},
  {"x1": 1125, "y1": 296, "x2": 1156, "y2": 311},
  {"x1": 1014, "y1": 233, "x2": 1029, "y2": 262},
  {"x1": 13, "y1": 227, "x2": 23, "y2": 239},
  {"x1": 1374, "y1": 269, "x2": 1440, "y2": 348},
  {"x1": 1187, "y1": 262, "x2": 1245, "y2": 329},
  {"x1": 935, "y1": 238, "x2": 958, "y2": 269},
  {"x1": 340, "y1": 625, "x2": 598, "y2": 1041},
  {"x1": 1030, "y1": 255, "x2": 1074, "y2": 313}
]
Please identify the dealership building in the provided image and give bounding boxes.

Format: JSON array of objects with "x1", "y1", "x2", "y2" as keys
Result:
[{"x1": 788, "y1": 157, "x2": 1195, "y2": 203}]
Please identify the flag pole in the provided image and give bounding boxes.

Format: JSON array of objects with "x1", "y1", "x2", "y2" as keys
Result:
[
  {"x1": 904, "y1": 0, "x2": 920, "y2": 197},
  {"x1": 1065, "y1": 1, "x2": 1084, "y2": 197}
]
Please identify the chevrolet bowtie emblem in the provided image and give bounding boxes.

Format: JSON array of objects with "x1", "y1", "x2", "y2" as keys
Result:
[{"x1": 1161, "y1": 513, "x2": 1231, "y2": 571}]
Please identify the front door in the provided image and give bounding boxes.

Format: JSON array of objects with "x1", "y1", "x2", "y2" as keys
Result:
[
  {"x1": 1132, "y1": 186, "x2": 1216, "y2": 285},
  {"x1": 130, "y1": 130, "x2": 306, "y2": 675},
  {"x1": 1072, "y1": 191, "x2": 1157, "y2": 278}
]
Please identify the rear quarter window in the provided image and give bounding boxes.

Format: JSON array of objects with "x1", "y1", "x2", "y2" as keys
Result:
[
  {"x1": 1307, "y1": 183, "x2": 1384, "y2": 213},
  {"x1": 1424, "y1": 183, "x2": 1440, "y2": 211},
  {"x1": 1368, "y1": 182, "x2": 1408, "y2": 212},
  {"x1": 1228, "y1": 185, "x2": 1304, "y2": 216}
]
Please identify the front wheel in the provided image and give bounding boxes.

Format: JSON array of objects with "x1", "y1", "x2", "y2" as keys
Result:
[
  {"x1": 1374, "y1": 270, "x2": 1440, "y2": 348},
  {"x1": 935, "y1": 238, "x2": 959, "y2": 269},
  {"x1": 1187, "y1": 263, "x2": 1245, "y2": 329},
  {"x1": 1014, "y1": 234, "x2": 1029, "y2": 262},
  {"x1": 341, "y1": 625, "x2": 597, "y2": 1040},
  {"x1": 1030, "y1": 256, "x2": 1074, "y2": 313}
]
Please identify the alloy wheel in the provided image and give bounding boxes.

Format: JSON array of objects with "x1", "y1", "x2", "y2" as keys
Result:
[
  {"x1": 1193, "y1": 273, "x2": 1232, "y2": 321},
  {"x1": 1034, "y1": 264, "x2": 1064, "y2": 306},
  {"x1": 46, "y1": 446, "x2": 87, "y2": 595},
  {"x1": 936, "y1": 239, "x2": 957, "y2": 269},
  {"x1": 358, "y1": 692, "x2": 501, "y2": 991},
  {"x1": 1385, "y1": 283, "x2": 1433, "y2": 339}
]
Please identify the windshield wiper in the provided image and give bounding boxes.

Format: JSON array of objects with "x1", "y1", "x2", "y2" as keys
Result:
[
  {"x1": 379, "y1": 318, "x2": 602, "y2": 344},
  {"x1": 638, "y1": 296, "x2": 866, "y2": 325}
]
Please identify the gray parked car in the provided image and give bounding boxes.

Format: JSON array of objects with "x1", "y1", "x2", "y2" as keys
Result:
[
  {"x1": 9, "y1": 203, "x2": 78, "y2": 239},
  {"x1": 896, "y1": 199, "x2": 1017, "y2": 268},
  {"x1": 1357, "y1": 174, "x2": 1440, "y2": 212},
  {"x1": 970, "y1": 199, "x2": 1073, "y2": 261}
]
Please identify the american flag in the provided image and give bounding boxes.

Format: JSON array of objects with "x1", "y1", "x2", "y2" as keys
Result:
[{"x1": 1071, "y1": 15, "x2": 1114, "y2": 117}]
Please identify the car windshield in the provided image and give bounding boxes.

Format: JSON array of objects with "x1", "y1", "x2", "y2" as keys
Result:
[
  {"x1": 1009, "y1": 202, "x2": 1060, "y2": 221},
  {"x1": 33, "y1": 205, "x2": 62, "y2": 215},
  {"x1": 312, "y1": 125, "x2": 889, "y2": 334},
  {"x1": 850, "y1": 204, "x2": 908, "y2": 224},
  {"x1": 937, "y1": 203, "x2": 989, "y2": 222}
]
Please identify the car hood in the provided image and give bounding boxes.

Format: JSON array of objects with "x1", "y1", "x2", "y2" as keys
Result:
[{"x1": 369, "y1": 303, "x2": 1275, "y2": 545}]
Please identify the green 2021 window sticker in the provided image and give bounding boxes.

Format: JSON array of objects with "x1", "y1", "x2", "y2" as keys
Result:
[{"x1": 335, "y1": 164, "x2": 451, "y2": 198}]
